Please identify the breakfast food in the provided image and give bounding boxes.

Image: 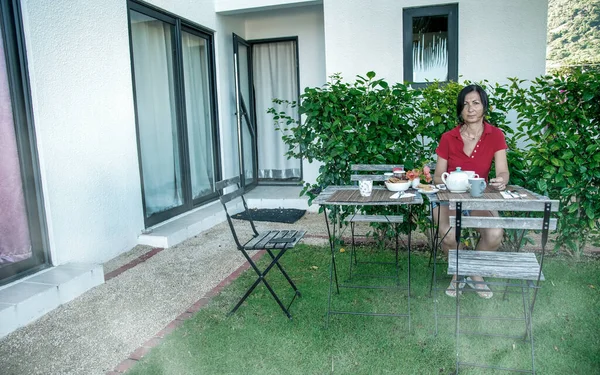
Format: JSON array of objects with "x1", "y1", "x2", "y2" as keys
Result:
[
  {"x1": 418, "y1": 183, "x2": 433, "y2": 191},
  {"x1": 388, "y1": 177, "x2": 409, "y2": 184}
]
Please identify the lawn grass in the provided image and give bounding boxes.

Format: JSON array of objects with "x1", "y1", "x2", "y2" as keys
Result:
[{"x1": 128, "y1": 244, "x2": 600, "y2": 375}]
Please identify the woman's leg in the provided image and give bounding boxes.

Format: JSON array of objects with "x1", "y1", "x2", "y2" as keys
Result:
[
  {"x1": 433, "y1": 204, "x2": 464, "y2": 296},
  {"x1": 468, "y1": 210, "x2": 503, "y2": 298}
]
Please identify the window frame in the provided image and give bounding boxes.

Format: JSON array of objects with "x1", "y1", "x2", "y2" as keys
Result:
[
  {"x1": 127, "y1": 0, "x2": 222, "y2": 227},
  {"x1": 0, "y1": 0, "x2": 50, "y2": 285},
  {"x1": 403, "y1": 4, "x2": 459, "y2": 88}
]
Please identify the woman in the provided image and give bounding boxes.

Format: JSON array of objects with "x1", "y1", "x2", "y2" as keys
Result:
[{"x1": 433, "y1": 84, "x2": 509, "y2": 298}]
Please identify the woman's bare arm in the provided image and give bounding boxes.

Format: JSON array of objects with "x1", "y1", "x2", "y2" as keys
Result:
[
  {"x1": 489, "y1": 149, "x2": 510, "y2": 190},
  {"x1": 433, "y1": 156, "x2": 448, "y2": 185}
]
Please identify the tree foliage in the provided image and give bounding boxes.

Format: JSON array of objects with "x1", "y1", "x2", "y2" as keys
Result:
[{"x1": 547, "y1": 0, "x2": 600, "y2": 68}]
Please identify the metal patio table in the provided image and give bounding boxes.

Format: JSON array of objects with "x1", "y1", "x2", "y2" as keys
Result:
[{"x1": 313, "y1": 185, "x2": 423, "y2": 328}]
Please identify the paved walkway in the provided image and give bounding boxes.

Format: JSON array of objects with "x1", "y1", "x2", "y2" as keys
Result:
[{"x1": 0, "y1": 213, "x2": 330, "y2": 375}]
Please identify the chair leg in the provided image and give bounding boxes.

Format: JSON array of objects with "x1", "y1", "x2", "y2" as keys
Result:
[
  {"x1": 229, "y1": 248, "x2": 294, "y2": 319},
  {"x1": 348, "y1": 222, "x2": 356, "y2": 281},
  {"x1": 395, "y1": 223, "x2": 400, "y2": 286},
  {"x1": 266, "y1": 248, "x2": 300, "y2": 296}
]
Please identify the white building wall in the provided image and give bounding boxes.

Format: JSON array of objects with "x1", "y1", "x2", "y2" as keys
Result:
[
  {"x1": 322, "y1": 0, "x2": 548, "y2": 84},
  {"x1": 20, "y1": 0, "x2": 144, "y2": 265},
  {"x1": 216, "y1": 0, "x2": 321, "y2": 14}
]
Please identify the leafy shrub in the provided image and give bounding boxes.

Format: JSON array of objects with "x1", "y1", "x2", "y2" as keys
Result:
[
  {"x1": 269, "y1": 68, "x2": 599, "y2": 256},
  {"x1": 506, "y1": 66, "x2": 600, "y2": 256}
]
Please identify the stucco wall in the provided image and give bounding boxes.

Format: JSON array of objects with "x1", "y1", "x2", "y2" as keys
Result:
[
  {"x1": 322, "y1": 0, "x2": 548, "y2": 84},
  {"x1": 20, "y1": 0, "x2": 143, "y2": 265},
  {"x1": 216, "y1": 0, "x2": 321, "y2": 14}
]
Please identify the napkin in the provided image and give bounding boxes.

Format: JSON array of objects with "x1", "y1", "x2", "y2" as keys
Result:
[{"x1": 390, "y1": 192, "x2": 416, "y2": 199}]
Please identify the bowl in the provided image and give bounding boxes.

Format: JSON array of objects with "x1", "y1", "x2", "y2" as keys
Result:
[{"x1": 385, "y1": 180, "x2": 411, "y2": 192}]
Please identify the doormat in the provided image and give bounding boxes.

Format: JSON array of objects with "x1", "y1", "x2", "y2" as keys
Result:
[{"x1": 232, "y1": 208, "x2": 306, "y2": 224}]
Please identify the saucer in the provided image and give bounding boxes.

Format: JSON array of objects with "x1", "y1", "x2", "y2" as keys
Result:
[{"x1": 418, "y1": 188, "x2": 439, "y2": 195}]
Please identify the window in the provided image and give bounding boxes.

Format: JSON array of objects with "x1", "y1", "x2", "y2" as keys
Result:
[
  {"x1": 128, "y1": 1, "x2": 221, "y2": 227},
  {"x1": 0, "y1": 0, "x2": 49, "y2": 284},
  {"x1": 403, "y1": 4, "x2": 458, "y2": 87}
]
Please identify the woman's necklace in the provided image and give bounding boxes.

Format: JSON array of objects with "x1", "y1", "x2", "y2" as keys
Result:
[{"x1": 461, "y1": 125, "x2": 483, "y2": 141}]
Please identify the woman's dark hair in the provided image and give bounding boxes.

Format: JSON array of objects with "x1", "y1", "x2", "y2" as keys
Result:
[{"x1": 456, "y1": 84, "x2": 489, "y2": 121}]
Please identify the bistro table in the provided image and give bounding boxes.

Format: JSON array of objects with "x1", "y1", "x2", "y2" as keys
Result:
[{"x1": 313, "y1": 185, "x2": 423, "y2": 328}]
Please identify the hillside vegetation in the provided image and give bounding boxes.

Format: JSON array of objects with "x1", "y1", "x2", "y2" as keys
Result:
[{"x1": 547, "y1": 0, "x2": 600, "y2": 68}]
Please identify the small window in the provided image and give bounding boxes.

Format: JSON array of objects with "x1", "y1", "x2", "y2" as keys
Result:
[{"x1": 403, "y1": 4, "x2": 458, "y2": 87}]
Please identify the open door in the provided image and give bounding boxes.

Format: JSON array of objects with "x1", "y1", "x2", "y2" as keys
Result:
[
  {"x1": 233, "y1": 35, "x2": 302, "y2": 187},
  {"x1": 232, "y1": 34, "x2": 257, "y2": 189}
]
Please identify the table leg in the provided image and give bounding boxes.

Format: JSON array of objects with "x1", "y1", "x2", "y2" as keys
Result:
[{"x1": 324, "y1": 206, "x2": 340, "y2": 328}]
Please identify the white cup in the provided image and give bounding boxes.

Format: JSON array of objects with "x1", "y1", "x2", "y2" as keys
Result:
[{"x1": 358, "y1": 180, "x2": 373, "y2": 197}]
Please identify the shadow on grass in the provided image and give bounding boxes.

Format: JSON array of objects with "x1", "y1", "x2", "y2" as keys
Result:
[{"x1": 127, "y1": 245, "x2": 600, "y2": 375}]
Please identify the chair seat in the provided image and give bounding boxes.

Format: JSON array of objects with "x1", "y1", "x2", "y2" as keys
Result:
[
  {"x1": 349, "y1": 214, "x2": 404, "y2": 223},
  {"x1": 448, "y1": 250, "x2": 544, "y2": 281},
  {"x1": 244, "y1": 230, "x2": 306, "y2": 250}
]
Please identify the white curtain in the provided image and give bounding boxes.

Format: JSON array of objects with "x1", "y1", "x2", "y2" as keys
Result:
[
  {"x1": 413, "y1": 32, "x2": 448, "y2": 82},
  {"x1": 181, "y1": 31, "x2": 214, "y2": 200},
  {"x1": 131, "y1": 13, "x2": 182, "y2": 216},
  {"x1": 253, "y1": 41, "x2": 301, "y2": 180}
]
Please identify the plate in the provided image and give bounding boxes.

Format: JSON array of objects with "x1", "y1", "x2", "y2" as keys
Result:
[{"x1": 418, "y1": 188, "x2": 439, "y2": 194}]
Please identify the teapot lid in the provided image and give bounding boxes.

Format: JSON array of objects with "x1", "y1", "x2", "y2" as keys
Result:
[{"x1": 455, "y1": 167, "x2": 462, "y2": 172}]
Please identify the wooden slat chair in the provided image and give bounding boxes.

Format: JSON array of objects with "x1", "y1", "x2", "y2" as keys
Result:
[
  {"x1": 446, "y1": 198, "x2": 558, "y2": 374},
  {"x1": 216, "y1": 176, "x2": 306, "y2": 319},
  {"x1": 348, "y1": 164, "x2": 405, "y2": 282}
]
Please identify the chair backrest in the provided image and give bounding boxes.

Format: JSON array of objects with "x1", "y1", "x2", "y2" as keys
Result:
[
  {"x1": 350, "y1": 164, "x2": 404, "y2": 182},
  {"x1": 216, "y1": 176, "x2": 259, "y2": 250}
]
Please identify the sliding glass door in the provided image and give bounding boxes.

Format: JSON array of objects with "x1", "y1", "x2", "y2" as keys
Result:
[
  {"x1": 0, "y1": 1, "x2": 48, "y2": 284},
  {"x1": 129, "y1": 2, "x2": 220, "y2": 227}
]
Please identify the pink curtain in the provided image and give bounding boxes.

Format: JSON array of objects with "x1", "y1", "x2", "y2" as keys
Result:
[{"x1": 0, "y1": 29, "x2": 31, "y2": 265}]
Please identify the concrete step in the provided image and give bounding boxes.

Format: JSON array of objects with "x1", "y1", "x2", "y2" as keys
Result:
[{"x1": 0, "y1": 263, "x2": 104, "y2": 338}]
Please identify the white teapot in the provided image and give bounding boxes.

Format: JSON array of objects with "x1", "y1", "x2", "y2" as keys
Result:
[{"x1": 441, "y1": 167, "x2": 470, "y2": 193}]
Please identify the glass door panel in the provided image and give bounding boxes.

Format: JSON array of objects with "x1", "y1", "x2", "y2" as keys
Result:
[
  {"x1": 252, "y1": 39, "x2": 302, "y2": 181},
  {"x1": 233, "y1": 34, "x2": 257, "y2": 188},
  {"x1": 130, "y1": 11, "x2": 184, "y2": 218},
  {"x1": 0, "y1": 26, "x2": 31, "y2": 268},
  {"x1": 0, "y1": 1, "x2": 48, "y2": 283},
  {"x1": 181, "y1": 31, "x2": 216, "y2": 201}
]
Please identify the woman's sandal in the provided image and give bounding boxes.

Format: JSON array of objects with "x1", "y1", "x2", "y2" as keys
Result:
[
  {"x1": 445, "y1": 280, "x2": 466, "y2": 297},
  {"x1": 466, "y1": 277, "x2": 493, "y2": 299}
]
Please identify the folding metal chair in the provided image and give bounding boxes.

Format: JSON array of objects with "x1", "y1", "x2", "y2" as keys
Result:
[
  {"x1": 216, "y1": 176, "x2": 306, "y2": 319},
  {"x1": 448, "y1": 197, "x2": 558, "y2": 374},
  {"x1": 348, "y1": 164, "x2": 406, "y2": 279}
]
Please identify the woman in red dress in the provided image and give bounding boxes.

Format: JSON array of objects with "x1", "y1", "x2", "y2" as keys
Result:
[{"x1": 433, "y1": 84, "x2": 509, "y2": 298}]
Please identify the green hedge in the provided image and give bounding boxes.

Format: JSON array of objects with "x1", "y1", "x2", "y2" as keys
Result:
[{"x1": 268, "y1": 67, "x2": 600, "y2": 257}]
